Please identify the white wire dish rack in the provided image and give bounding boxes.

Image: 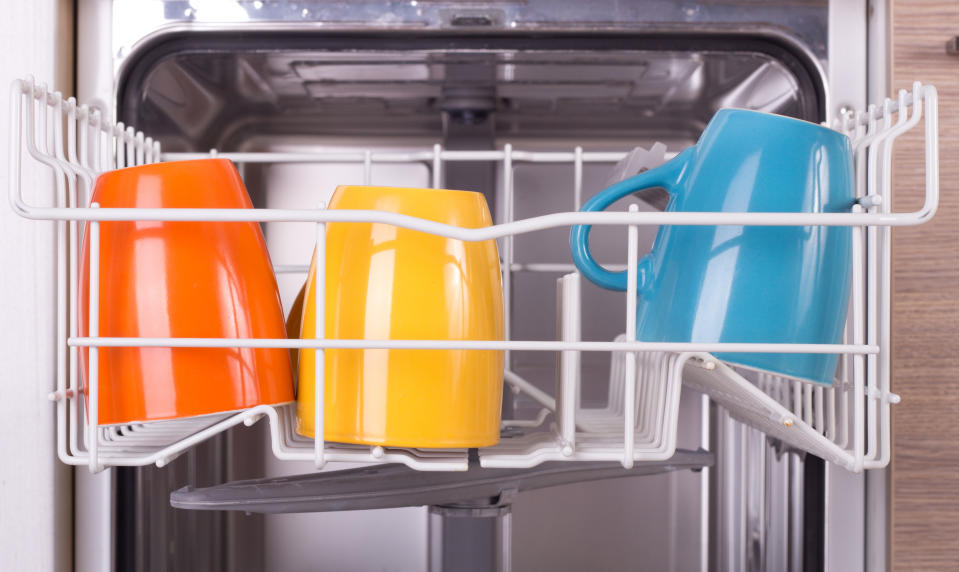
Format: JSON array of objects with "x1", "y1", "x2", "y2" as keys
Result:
[{"x1": 9, "y1": 76, "x2": 938, "y2": 474}]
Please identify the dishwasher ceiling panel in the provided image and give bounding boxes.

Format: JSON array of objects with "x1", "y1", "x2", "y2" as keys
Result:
[{"x1": 117, "y1": 35, "x2": 824, "y2": 151}]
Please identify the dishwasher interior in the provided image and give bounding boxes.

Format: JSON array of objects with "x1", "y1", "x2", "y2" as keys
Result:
[{"x1": 95, "y1": 33, "x2": 829, "y2": 571}]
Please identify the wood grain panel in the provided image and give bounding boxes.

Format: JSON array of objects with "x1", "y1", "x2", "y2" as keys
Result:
[{"x1": 891, "y1": 2, "x2": 959, "y2": 570}]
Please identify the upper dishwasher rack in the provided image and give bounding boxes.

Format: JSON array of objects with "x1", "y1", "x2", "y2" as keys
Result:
[{"x1": 9, "y1": 77, "x2": 938, "y2": 473}]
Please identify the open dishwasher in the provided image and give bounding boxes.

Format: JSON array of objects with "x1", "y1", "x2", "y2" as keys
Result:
[{"x1": 4, "y1": 1, "x2": 940, "y2": 571}]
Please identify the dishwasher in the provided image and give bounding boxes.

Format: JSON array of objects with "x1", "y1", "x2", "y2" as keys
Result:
[{"x1": 5, "y1": 1, "x2": 940, "y2": 571}]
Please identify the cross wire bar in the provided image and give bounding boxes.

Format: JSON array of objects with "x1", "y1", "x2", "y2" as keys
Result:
[
  {"x1": 67, "y1": 337, "x2": 876, "y2": 354},
  {"x1": 162, "y1": 150, "x2": 653, "y2": 164},
  {"x1": 3, "y1": 207, "x2": 940, "y2": 229},
  {"x1": 275, "y1": 263, "x2": 623, "y2": 275}
]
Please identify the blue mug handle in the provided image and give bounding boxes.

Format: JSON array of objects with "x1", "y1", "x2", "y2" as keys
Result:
[{"x1": 570, "y1": 147, "x2": 693, "y2": 291}]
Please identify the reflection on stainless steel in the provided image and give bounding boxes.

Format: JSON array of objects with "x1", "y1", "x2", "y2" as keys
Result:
[
  {"x1": 123, "y1": 48, "x2": 819, "y2": 152},
  {"x1": 712, "y1": 61, "x2": 802, "y2": 113},
  {"x1": 745, "y1": 425, "x2": 765, "y2": 572},
  {"x1": 711, "y1": 402, "x2": 809, "y2": 571},
  {"x1": 142, "y1": 61, "x2": 224, "y2": 139}
]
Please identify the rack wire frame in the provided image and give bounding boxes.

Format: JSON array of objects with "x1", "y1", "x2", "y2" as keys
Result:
[{"x1": 8, "y1": 76, "x2": 938, "y2": 473}]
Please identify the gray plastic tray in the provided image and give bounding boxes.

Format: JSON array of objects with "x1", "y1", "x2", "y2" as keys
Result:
[{"x1": 171, "y1": 449, "x2": 712, "y2": 514}]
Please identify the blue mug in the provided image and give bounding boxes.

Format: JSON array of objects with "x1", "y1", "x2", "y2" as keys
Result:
[{"x1": 570, "y1": 109, "x2": 855, "y2": 385}]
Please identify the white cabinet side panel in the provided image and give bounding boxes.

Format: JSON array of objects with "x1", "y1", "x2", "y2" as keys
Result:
[{"x1": 0, "y1": 1, "x2": 74, "y2": 571}]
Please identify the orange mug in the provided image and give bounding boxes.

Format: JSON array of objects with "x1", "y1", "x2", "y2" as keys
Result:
[
  {"x1": 292, "y1": 186, "x2": 504, "y2": 448},
  {"x1": 79, "y1": 159, "x2": 294, "y2": 425}
]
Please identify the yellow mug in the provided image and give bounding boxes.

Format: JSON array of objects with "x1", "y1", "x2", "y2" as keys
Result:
[{"x1": 294, "y1": 185, "x2": 504, "y2": 448}]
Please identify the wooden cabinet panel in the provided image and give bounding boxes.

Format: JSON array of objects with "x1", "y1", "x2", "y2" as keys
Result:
[{"x1": 891, "y1": 1, "x2": 959, "y2": 569}]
